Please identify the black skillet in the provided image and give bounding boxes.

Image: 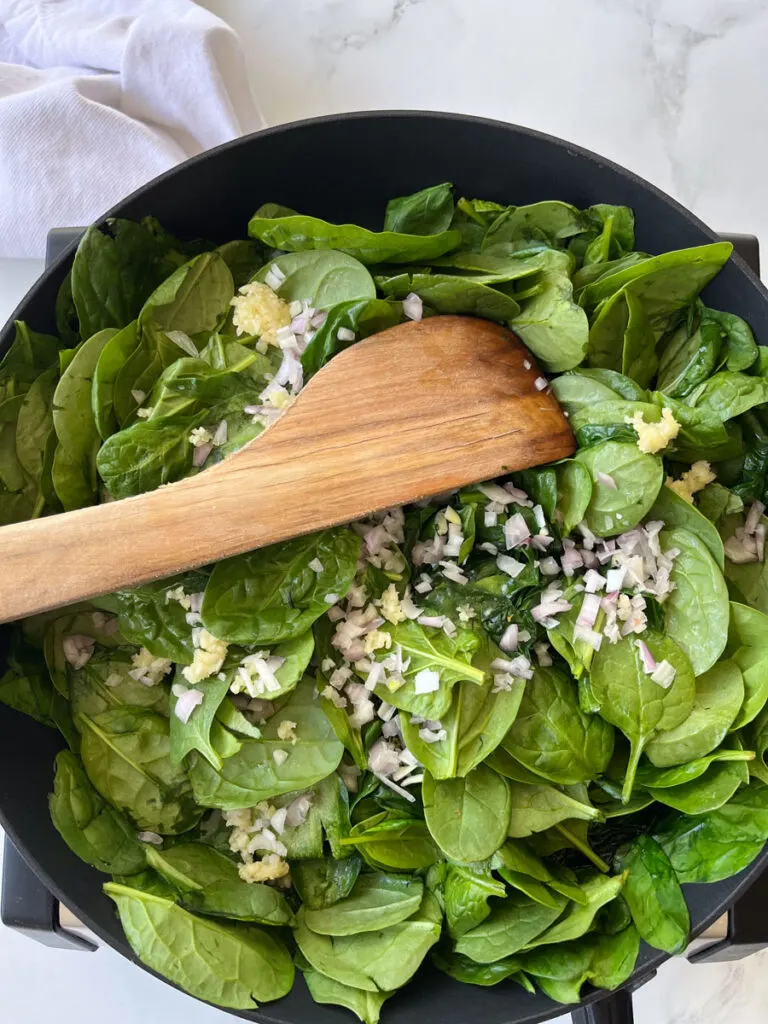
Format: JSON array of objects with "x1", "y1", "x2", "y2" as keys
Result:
[{"x1": 1, "y1": 111, "x2": 767, "y2": 1024}]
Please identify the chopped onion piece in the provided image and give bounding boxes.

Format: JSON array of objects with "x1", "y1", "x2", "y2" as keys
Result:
[
  {"x1": 212, "y1": 419, "x2": 228, "y2": 446},
  {"x1": 605, "y1": 566, "x2": 627, "y2": 592},
  {"x1": 573, "y1": 624, "x2": 603, "y2": 651},
  {"x1": 478, "y1": 483, "x2": 515, "y2": 505},
  {"x1": 285, "y1": 793, "x2": 313, "y2": 827},
  {"x1": 497, "y1": 554, "x2": 526, "y2": 578},
  {"x1": 725, "y1": 535, "x2": 759, "y2": 564},
  {"x1": 337, "y1": 326, "x2": 355, "y2": 342},
  {"x1": 374, "y1": 771, "x2": 416, "y2": 801},
  {"x1": 499, "y1": 623, "x2": 519, "y2": 652},
  {"x1": 166, "y1": 330, "x2": 198, "y2": 356},
  {"x1": 418, "y1": 614, "x2": 445, "y2": 629},
  {"x1": 402, "y1": 773, "x2": 425, "y2": 787},
  {"x1": 534, "y1": 376, "x2": 548, "y2": 391},
  {"x1": 491, "y1": 656, "x2": 533, "y2": 679},
  {"x1": 192, "y1": 442, "x2": 213, "y2": 467},
  {"x1": 746, "y1": 500, "x2": 765, "y2": 535},
  {"x1": 576, "y1": 593, "x2": 601, "y2": 629},
  {"x1": 415, "y1": 671, "x2": 438, "y2": 696},
  {"x1": 504, "y1": 513, "x2": 531, "y2": 549},
  {"x1": 635, "y1": 639, "x2": 657, "y2": 674},
  {"x1": 756, "y1": 523, "x2": 766, "y2": 563},
  {"x1": 174, "y1": 688, "x2": 204, "y2": 723},
  {"x1": 651, "y1": 660, "x2": 676, "y2": 689},
  {"x1": 597, "y1": 472, "x2": 618, "y2": 490},
  {"x1": 403, "y1": 293, "x2": 423, "y2": 321},
  {"x1": 583, "y1": 569, "x2": 606, "y2": 593},
  {"x1": 534, "y1": 642, "x2": 553, "y2": 667},
  {"x1": 137, "y1": 831, "x2": 163, "y2": 846}
]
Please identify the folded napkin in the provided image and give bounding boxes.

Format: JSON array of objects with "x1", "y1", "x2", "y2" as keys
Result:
[{"x1": 0, "y1": 0, "x2": 265, "y2": 258}]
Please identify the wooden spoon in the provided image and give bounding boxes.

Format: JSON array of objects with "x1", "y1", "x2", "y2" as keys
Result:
[{"x1": 0, "y1": 316, "x2": 574, "y2": 623}]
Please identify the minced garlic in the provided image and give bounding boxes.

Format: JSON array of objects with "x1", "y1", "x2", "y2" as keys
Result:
[
  {"x1": 231, "y1": 282, "x2": 291, "y2": 345},
  {"x1": 276, "y1": 719, "x2": 297, "y2": 744},
  {"x1": 238, "y1": 854, "x2": 290, "y2": 884},
  {"x1": 130, "y1": 648, "x2": 172, "y2": 686},
  {"x1": 189, "y1": 426, "x2": 213, "y2": 448},
  {"x1": 364, "y1": 629, "x2": 392, "y2": 655},
  {"x1": 627, "y1": 407, "x2": 680, "y2": 454},
  {"x1": 666, "y1": 461, "x2": 716, "y2": 504},
  {"x1": 380, "y1": 583, "x2": 406, "y2": 625},
  {"x1": 182, "y1": 628, "x2": 228, "y2": 684}
]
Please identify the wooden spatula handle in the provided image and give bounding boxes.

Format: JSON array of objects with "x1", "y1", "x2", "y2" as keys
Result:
[{"x1": 0, "y1": 317, "x2": 573, "y2": 622}]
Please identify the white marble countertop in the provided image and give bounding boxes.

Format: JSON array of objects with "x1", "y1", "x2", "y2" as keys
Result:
[{"x1": 3, "y1": 0, "x2": 768, "y2": 1022}]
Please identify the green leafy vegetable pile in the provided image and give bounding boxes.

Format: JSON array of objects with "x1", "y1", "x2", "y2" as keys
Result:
[{"x1": 3, "y1": 184, "x2": 768, "y2": 1022}]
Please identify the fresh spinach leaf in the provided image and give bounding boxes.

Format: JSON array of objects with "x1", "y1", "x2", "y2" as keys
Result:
[
  {"x1": 292, "y1": 855, "x2": 362, "y2": 910},
  {"x1": 657, "y1": 307, "x2": 722, "y2": 398},
  {"x1": 590, "y1": 631, "x2": 696, "y2": 802},
  {"x1": 189, "y1": 678, "x2": 343, "y2": 808},
  {"x1": 649, "y1": 484, "x2": 724, "y2": 568},
  {"x1": 483, "y1": 202, "x2": 587, "y2": 251},
  {"x1": 455, "y1": 890, "x2": 567, "y2": 963},
  {"x1": 293, "y1": 892, "x2": 442, "y2": 991},
  {"x1": 170, "y1": 670, "x2": 232, "y2": 770},
  {"x1": 91, "y1": 321, "x2": 140, "y2": 437},
  {"x1": 304, "y1": 873, "x2": 423, "y2": 935},
  {"x1": 104, "y1": 883, "x2": 294, "y2": 1007},
  {"x1": 202, "y1": 528, "x2": 361, "y2": 644},
  {"x1": 372, "y1": 620, "x2": 484, "y2": 720},
  {"x1": 248, "y1": 211, "x2": 461, "y2": 265},
  {"x1": 506, "y1": 781, "x2": 603, "y2": 837},
  {"x1": 384, "y1": 183, "x2": 455, "y2": 235},
  {"x1": 376, "y1": 271, "x2": 520, "y2": 321},
  {"x1": 116, "y1": 573, "x2": 208, "y2": 664},
  {"x1": 726, "y1": 603, "x2": 768, "y2": 730},
  {"x1": 52, "y1": 328, "x2": 116, "y2": 509},
  {"x1": 301, "y1": 964, "x2": 391, "y2": 1024},
  {"x1": 70, "y1": 648, "x2": 169, "y2": 720},
  {"x1": 302, "y1": 299, "x2": 403, "y2": 379},
  {"x1": 71, "y1": 219, "x2": 189, "y2": 338},
  {"x1": 660, "y1": 527, "x2": 729, "y2": 675},
  {"x1": 648, "y1": 756, "x2": 748, "y2": 815},
  {"x1": 423, "y1": 765, "x2": 511, "y2": 862},
  {"x1": 254, "y1": 250, "x2": 376, "y2": 309},
  {"x1": 575, "y1": 440, "x2": 663, "y2": 536},
  {"x1": 49, "y1": 750, "x2": 147, "y2": 874},
  {"x1": 691, "y1": 371, "x2": 768, "y2": 423},
  {"x1": 443, "y1": 862, "x2": 506, "y2": 939},
  {"x1": 502, "y1": 665, "x2": 614, "y2": 785},
  {"x1": 645, "y1": 659, "x2": 744, "y2": 766},
  {"x1": 616, "y1": 835, "x2": 689, "y2": 953},
  {"x1": 531, "y1": 873, "x2": 624, "y2": 946},
  {"x1": 579, "y1": 242, "x2": 732, "y2": 317},
  {"x1": 432, "y1": 948, "x2": 523, "y2": 987},
  {"x1": 342, "y1": 814, "x2": 440, "y2": 871},
  {"x1": 510, "y1": 250, "x2": 589, "y2": 373},
  {"x1": 145, "y1": 842, "x2": 292, "y2": 924},
  {"x1": 78, "y1": 707, "x2": 202, "y2": 834}
]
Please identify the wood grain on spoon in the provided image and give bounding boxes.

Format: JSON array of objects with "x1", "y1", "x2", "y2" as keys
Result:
[{"x1": 0, "y1": 316, "x2": 575, "y2": 623}]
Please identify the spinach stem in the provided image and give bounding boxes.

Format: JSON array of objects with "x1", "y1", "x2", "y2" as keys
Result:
[{"x1": 554, "y1": 824, "x2": 610, "y2": 874}]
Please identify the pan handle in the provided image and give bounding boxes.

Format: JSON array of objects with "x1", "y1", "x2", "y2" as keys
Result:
[
  {"x1": 570, "y1": 990, "x2": 633, "y2": 1024},
  {"x1": 1, "y1": 836, "x2": 95, "y2": 951}
]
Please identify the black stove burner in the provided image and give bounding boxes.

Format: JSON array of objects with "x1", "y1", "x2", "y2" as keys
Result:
[{"x1": 1, "y1": 227, "x2": 766, "y2": 1024}]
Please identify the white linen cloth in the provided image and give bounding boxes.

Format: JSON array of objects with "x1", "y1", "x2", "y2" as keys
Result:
[{"x1": 0, "y1": 0, "x2": 265, "y2": 257}]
